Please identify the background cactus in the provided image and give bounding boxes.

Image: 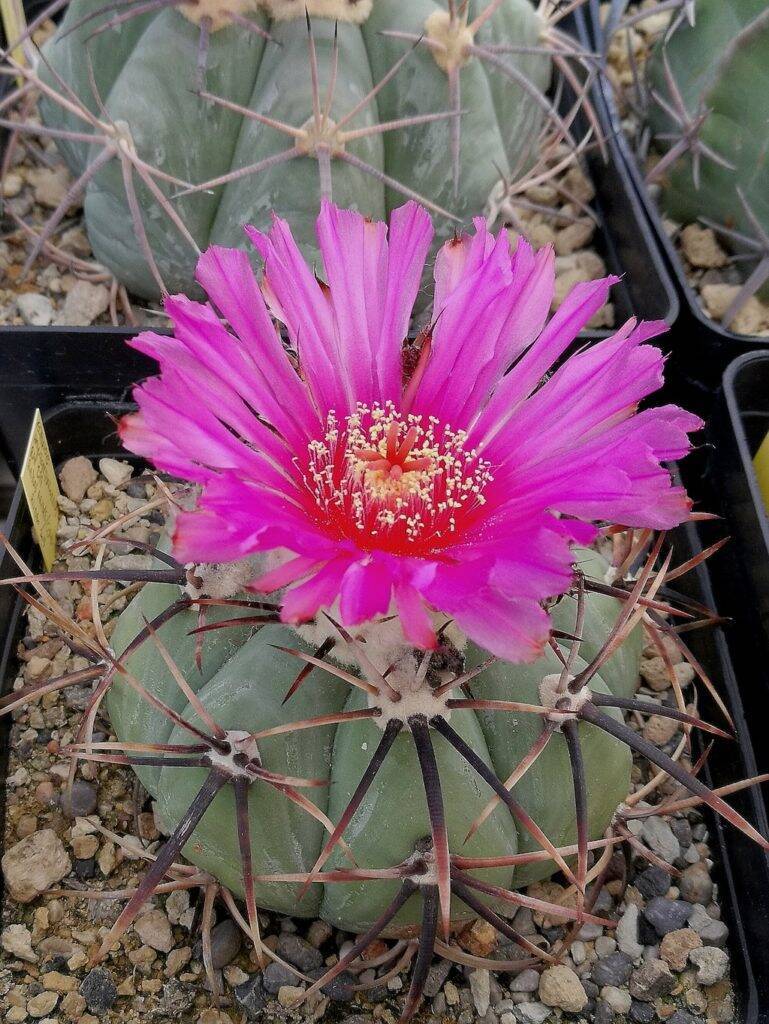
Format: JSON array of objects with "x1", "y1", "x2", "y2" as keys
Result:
[
  {"x1": 2, "y1": 0, "x2": 598, "y2": 300},
  {"x1": 644, "y1": 0, "x2": 769, "y2": 316}
]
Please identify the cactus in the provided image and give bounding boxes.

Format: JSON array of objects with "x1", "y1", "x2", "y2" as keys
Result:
[
  {"x1": 103, "y1": 548, "x2": 634, "y2": 932},
  {"x1": 2, "y1": 199, "x2": 763, "y2": 1018},
  {"x1": 644, "y1": 0, "x2": 769, "y2": 319},
  {"x1": 1, "y1": 0, "x2": 600, "y2": 301}
]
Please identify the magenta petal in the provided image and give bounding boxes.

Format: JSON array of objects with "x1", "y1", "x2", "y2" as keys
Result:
[
  {"x1": 454, "y1": 592, "x2": 553, "y2": 663},
  {"x1": 195, "y1": 244, "x2": 318, "y2": 442},
  {"x1": 173, "y1": 510, "x2": 257, "y2": 564},
  {"x1": 248, "y1": 554, "x2": 321, "y2": 594},
  {"x1": 339, "y1": 557, "x2": 394, "y2": 625},
  {"x1": 245, "y1": 216, "x2": 348, "y2": 416},
  {"x1": 280, "y1": 558, "x2": 353, "y2": 623},
  {"x1": 471, "y1": 274, "x2": 622, "y2": 446},
  {"x1": 316, "y1": 200, "x2": 432, "y2": 406},
  {"x1": 411, "y1": 231, "x2": 556, "y2": 427},
  {"x1": 394, "y1": 582, "x2": 437, "y2": 649}
]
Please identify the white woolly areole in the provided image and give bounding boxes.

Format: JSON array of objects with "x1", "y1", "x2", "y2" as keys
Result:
[
  {"x1": 204, "y1": 730, "x2": 260, "y2": 779},
  {"x1": 179, "y1": 0, "x2": 258, "y2": 30},
  {"x1": 295, "y1": 601, "x2": 466, "y2": 674},
  {"x1": 371, "y1": 655, "x2": 453, "y2": 728},
  {"x1": 261, "y1": 0, "x2": 372, "y2": 23},
  {"x1": 184, "y1": 554, "x2": 270, "y2": 601},
  {"x1": 424, "y1": 10, "x2": 475, "y2": 72},
  {"x1": 538, "y1": 672, "x2": 590, "y2": 726}
]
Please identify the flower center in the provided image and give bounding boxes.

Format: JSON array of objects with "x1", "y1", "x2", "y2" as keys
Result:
[{"x1": 304, "y1": 402, "x2": 493, "y2": 555}]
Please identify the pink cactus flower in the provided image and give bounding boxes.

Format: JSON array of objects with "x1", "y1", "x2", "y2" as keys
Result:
[{"x1": 120, "y1": 201, "x2": 701, "y2": 662}]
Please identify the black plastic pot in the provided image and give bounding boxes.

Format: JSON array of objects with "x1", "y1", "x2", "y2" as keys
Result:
[
  {"x1": 0, "y1": 331, "x2": 155, "y2": 518},
  {"x1": 704, "y1": 353, "x2": 769, "y2": 690},
  {"x1": 587, "y1": 0, "x2": 769, "y2": 411},
  {"x1": 1, "y1": 400, "x2": 769, "y2": 1019}
]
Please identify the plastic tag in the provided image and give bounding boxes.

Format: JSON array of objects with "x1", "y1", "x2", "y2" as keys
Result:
[
  {"x1": 0, "y1": 0, "x2": 28, "y2": 81},
  {"x1": 20, "y1": 409, "x2": 60, "y2": 571}
]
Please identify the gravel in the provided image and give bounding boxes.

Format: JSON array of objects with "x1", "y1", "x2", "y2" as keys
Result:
[{"x1": 0, "y1": 457, "x2": 737, "y2": 1024}]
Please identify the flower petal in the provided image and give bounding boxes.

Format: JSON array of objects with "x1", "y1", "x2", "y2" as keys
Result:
[
  {"x1": 280, "y1": 558, "x2": 354, "y2": 623},
  {"x1": 339, "y1": 557, "x2": 394, "y2": 625},
  {"x1": 411, "y1": 230, "x2": 555, "y2": 426},
  {"x1": 316, "y1": 199, "x2": 432, "y2": 405},
  {"x1": 246, "y1": 215, "x2": 348, "y2": 416},
  {"x1": 394, "y1": 582, "x2": 437, "y2": 650}
]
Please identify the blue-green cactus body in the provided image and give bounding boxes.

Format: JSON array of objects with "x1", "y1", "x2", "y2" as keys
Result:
[
  {"x1": 106, "y1": 543, "x2": 637, "y2": 934},
  {"x1": 39, "y1": 0, "x2": 549, "y2": 299}
]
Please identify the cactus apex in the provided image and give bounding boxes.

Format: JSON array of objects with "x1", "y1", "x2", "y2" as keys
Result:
[
  {"x1": 262, "y1": 0, "x2": 372, "y2": 23},
  {"x1": 178, "y1": 0, "x2": 259, "y2": 31}
]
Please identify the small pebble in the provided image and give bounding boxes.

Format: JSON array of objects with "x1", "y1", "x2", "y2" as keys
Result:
[
  {"x1": 601, "y1": 985, "x2": 632, "y2": 1015},
  {"x1": 207, "y1": 919, "x2": 242, "y2": 968},
  {"x1": 659, "y1": 928, "x2": 702, "y2": 971},
  {"x1": 641, "y1": 817, "x2": 681, "y2": 864},
  {"x1": 679, "y1": 862, "x2": 714, "y2": 905},
  {"x1": 635, "y1": 866, "x2": 671, "y2": 900},
  {"x1": 616, "y1": 904, "x2": 644, "y2": 960},
  {"x1": 99, "y1": 458, "x2": 134, "y2": 487},
  {"x1": 469, "y1": 969, "x2": 491, "y2": 1016},
  {"x1": 591, "y1": 951, "x2": 633, "y2": 987},
  {"x1": 538, "y1": 965, "x2": 587, "y2": 1012},
  {"x1": 234, "y1": 975, "x2": 266, "y2": 1018},
  {"x1": 276, "y1": 933, "x2": 323, "y2": 972},
  {"x1": 689, "y1": 945, "x2": 729, "y2": 985},
  {"x1": 1, "y1": 829, "x2": 71, "y2": 903},
  {"x1": 17, "y1": 293, "x2": 54, "y2": 326},
  {"x1": 628, "y1": 958, "x2": 675, "y2": 1002},
  {"x1": 80, "y1": 968, "x2": 118, "y2": 1013},
  {"x1": 1, "y1": 924, "x2": 37, "y2": 963},
  {"x1": 58, "y1": 457, "x2": 98, "y2": 503},
  {"x1": 135, "y1": 909, "x2": 173, "y2": 953},
  {"x1": 643, "y1": 896, "x2": 693, "y2": 937}
]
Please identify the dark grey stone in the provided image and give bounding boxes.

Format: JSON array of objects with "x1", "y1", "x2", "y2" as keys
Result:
[
  {"x1": 424, "y1": 959, "x2": 453, "y2": 997},
  {"x1": 276, "y1": 933, "x2": 324, "y2": 973},
  {"x1": 262, "y1": 962, "x2": 299, "y2": 995},
  {"x1": 319, "y1": 969, "x2": 356, "y2": 1002},
  {"x1": 80, "y1": 968, "x2": 118, "y2": 1014},
  {"x1": 61, "y1": 780, "x2": 98, "y2": 818},
  {"x1": 209, "y1": 919, "x2": 242, "y2": 969},
  {"x1": 634, "y1": 866, "x2": 671, "y2": 900},
  {"x1": 151, "y1": 980, "x2": 196, "y2": 1018},
  {"x1": 591, "y1": 951, "x2": 633, "y2": 988},
  {"x1": 594, "y1": 1000, "x2": 615, "y2": 1024},
  {"x1": 234, "y1": 975, "x2": 267, "y2": 1019},
  {"x1": 670, "y1": 818, "x2": 693, "y2": 849},
  {"x1": 668, "y1": 1012, "x2": 701, "y2": 1024},
  {"x1": 643, "y1": 896, "x2": 693, "y2": 936},
  {"x1": 628, "y1": 1001, "x2": 655, "y2": 1024},
  {"x1": 74, "y1": 857, "x2": 96, "y2": 880}
]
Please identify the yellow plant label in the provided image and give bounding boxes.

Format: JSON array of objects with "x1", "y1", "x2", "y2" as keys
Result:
[
  {"x1": 0, "y1": 0, "x2": 28, "y2": 78},
  {"x1": 20, "y1": 409, "x2": 60, "y2": 571},
  {"x1": 754, "y1": 430, "x2": 769, "y2": 514}
]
